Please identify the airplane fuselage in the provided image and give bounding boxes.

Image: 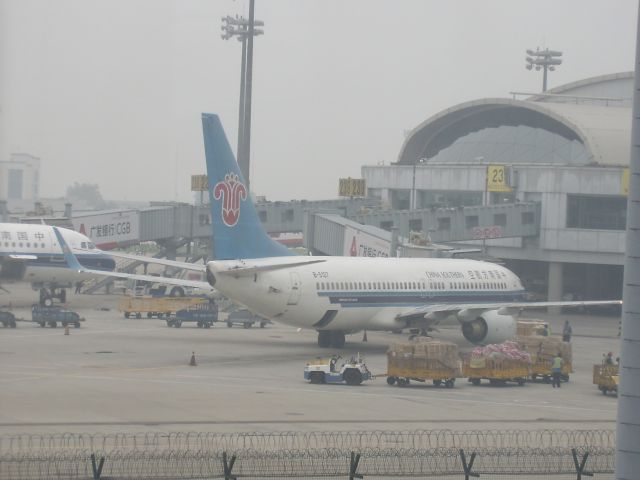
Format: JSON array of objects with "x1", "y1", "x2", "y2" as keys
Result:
[
  {"x1": 209, "y1": 256, "x2": 527, "y2": 332},
  {"x1": 0, "y1": 223, "x2": 115, "y2": 286}
]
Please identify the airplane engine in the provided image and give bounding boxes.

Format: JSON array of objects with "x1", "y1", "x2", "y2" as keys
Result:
[{"x1": 460, "y1": 310, "x2": 516, "y2": 345}]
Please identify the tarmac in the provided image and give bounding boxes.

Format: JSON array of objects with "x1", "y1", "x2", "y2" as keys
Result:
[{"x1": 0, "y1": 283, "x2": 620, "y2": 436}]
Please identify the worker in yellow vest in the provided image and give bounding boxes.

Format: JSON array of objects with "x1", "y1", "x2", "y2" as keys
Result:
[{"x1": 551, "y1": 353, "x2": 563, "y2": 388}]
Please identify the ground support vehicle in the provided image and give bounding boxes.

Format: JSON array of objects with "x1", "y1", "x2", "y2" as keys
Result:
[
  {"x1": 119, "y1": 296, "x2": 208, "y2": 319},
  {"x1": 386, "y1": 339, "x2": 461, "y2": 388},
  {"x1": 593, "y1": 364, "x2": 619, "y2": 395},
  {"x1": 168, "y1": 301, "x2": 218, "y2": 328},
  {"x1": 515, "y1": 334, "x2": 573, "y2": 383},
  {"x1": 462, "y1": 358, "x2": 529, "y2": 386},
  {"x1": 31, "y1": 305, "x2": 83, "y2": 328},
  {"x1": 386, "y1": 359, "x2": 460, "y2": 388},
  {"x1": 304, "y1": 355, "x2": 372, "y2": 386},
  {"x1": 530, "y1": 357, "x2": 573, "y2": 383},
  {"x1": 225, "y1": 309, "x2": 270, "y2": 328},
  {"x1": 0, "y1": 311, "x2": 17, "y2": 328}
]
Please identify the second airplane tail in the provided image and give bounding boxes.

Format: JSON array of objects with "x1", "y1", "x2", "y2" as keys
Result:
[{"x1": 202, "y1": 113, "x2": 294, "y2": 260}]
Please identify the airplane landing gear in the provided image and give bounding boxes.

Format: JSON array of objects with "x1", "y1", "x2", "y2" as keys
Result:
[
  {"x1": 39, "y1": 288, "x2": 67, "y2": 307},
  {"x1": 317, "y1": 330, "x2": 346, "y2": 349}
]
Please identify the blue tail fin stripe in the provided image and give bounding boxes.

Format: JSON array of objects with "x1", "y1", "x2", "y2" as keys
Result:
[
  {"x1": 52, "y1": 227, "x2": 85, "y2": 271},
  {"x1": 202, "y1": 113, "x2": 294, "y2": 260}
]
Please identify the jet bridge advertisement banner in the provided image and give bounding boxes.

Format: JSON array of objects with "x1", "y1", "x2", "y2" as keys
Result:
[
  {"x1": 72, "y1": 210, "x2": 140, "y2": 249},
  {"x1": 344, "y1": 226, "x2": 390, "y2": 257}
]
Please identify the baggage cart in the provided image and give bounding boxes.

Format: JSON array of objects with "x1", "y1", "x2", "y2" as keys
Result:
[
  {"x1": 386, "y1": 359, "x2": 460, "y2": 388},
  {"x1": 593, "y1": 364, "x2": 619, "y2": 395},
  {"x1": 530, "y1": 357, "x2": 573, "y2": 383},
  {"x1": 385, "y1": 340, "x2": 462, "y2": 388},
  {"x1": 225, "y1": 309, "x2": 270, "y2": 328},
  {"x1": 119, "y1": 296, "x2": 208, "y2": 319},
  {"x1": 462, "y1": 356, "x2": 529, "y2": 386}
]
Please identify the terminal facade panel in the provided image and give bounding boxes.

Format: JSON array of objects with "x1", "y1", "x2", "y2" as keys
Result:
[{"x1": 363, "y1": 72, "x2": 632, "y2": 306}]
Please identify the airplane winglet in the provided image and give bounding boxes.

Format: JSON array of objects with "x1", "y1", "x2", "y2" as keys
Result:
[{"x1": 53, "y1": 227, "x2": 85, "y2": 272}]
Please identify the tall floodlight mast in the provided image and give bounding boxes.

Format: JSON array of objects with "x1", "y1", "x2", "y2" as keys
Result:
[
  {"x1": 525, "y1": 48, "x2": 563, "y2": 92},
  {"x1": 221, "y1": 3, "x2": 264, "y2": 190}
]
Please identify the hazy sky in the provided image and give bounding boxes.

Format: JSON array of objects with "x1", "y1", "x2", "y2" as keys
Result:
[{"x1": 0, "y1": 0, "x2": 637, "y2": 203}]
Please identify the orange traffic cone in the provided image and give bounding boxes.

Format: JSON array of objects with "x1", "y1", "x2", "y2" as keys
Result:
[
  {"x1": 189, "y1": 352, "x2": 197, "y2": 366},
  {"x1": 362, "y1": 330, "x2": 368, "y2": 342}
]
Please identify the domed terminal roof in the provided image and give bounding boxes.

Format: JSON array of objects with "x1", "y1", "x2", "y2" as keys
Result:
[{"x1": 398, "y1": 73, "x2": 632, "y2": 167}]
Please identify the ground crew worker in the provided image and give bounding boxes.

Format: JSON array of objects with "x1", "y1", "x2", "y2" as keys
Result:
[
  {"x1": 604, "y1": 352, "x2": 614, "y2": 365},
  {"x1": 541, "y1": 324, "x2": 550, "y2": 337},
  {"x1": 562, "y1": 321, "x2": 572, "y2": 342},
  {"x1": 551, "y1": 353, "x2": 563, "y2": 388}
]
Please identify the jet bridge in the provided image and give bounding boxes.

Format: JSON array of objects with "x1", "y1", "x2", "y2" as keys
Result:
[{"x1": 304, "y1": 202, "x2": 541, "y2": 257}]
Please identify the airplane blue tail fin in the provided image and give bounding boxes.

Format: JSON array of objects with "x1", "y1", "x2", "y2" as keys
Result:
[{"x1": 202, "y1": 113, "x2": 294, "y2": 260}]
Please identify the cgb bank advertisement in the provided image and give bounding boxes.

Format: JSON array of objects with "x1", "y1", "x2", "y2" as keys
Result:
[{"x1": 71, "y1": 210, "x2": 140, "y2": 250}]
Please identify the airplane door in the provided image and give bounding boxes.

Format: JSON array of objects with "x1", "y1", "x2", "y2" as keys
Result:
[{"x1": 287, "y1": 272, "x2": 302, "y2": 305}]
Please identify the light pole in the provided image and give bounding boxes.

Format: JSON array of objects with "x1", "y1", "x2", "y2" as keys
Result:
[
  {"x1": 411, "y1": 158, "x2": 426, "y2": 210},
  {"x1": 525, "y1": 48, "x2": 562, "y2": 92},
  {"x1": 221, "y1": 6, "x2": 264, "y2": 189}
]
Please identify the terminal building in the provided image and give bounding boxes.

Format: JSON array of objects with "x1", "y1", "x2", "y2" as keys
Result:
[
  {"x1": 0, "y1": 153, "x2": 40, "y2": 213},
  {"x1": 362, "y1": 72, "x2": 632, "y2": 305}
]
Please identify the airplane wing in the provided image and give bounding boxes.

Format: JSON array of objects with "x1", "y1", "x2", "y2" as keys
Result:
[
  {"x1": 54, "y1": 228, "x2": 212, "y2": 291},
  {"x1": 397, "y1": 300, "x2": 622, "y2": 321},
  {"x1": 76, "y1": 269, "x2": 212, "y2": 290},
  {"x1": 98, "y1": 250, "x2": 206, "y2": 272},
  {"x1": 214, "y1": 259, "x2": 327, "y2": 277}
]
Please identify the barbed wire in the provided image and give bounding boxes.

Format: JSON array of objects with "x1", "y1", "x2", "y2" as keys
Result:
[
  {"x1": 0, "y1": 446, "x2": 615, "y2": 479},
  {"x1": 0, "y1": 430, "x2": 616, "y2": 479},
  {"x1": 0, "y1": 428, "x2": 616, "y2": 454}
]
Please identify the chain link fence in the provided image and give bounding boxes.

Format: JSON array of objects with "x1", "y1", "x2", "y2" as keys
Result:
[{"x1": 0, "y1": 429, "x2": 615, "y2": 479}]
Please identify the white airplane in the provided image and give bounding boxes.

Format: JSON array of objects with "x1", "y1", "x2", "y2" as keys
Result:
[
  {"x1": 57, "y1": 113, "x2": 621, "y2": 348},
  {"x1": 0, "y1": 223, "x2": 116, "y2": 305}
]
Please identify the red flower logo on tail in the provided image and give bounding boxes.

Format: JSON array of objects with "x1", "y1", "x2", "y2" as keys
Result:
[{"x1": 213, "y1": 173, "x2": 247, "y2": 227}]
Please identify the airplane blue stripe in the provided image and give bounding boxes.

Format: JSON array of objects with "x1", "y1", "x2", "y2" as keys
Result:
[
  {"x1": 1, "y1": 253, "x2": 115, "y2": 271},
  {"x1": 316, "y1": 291, "x2": 528, "y2": 308}
]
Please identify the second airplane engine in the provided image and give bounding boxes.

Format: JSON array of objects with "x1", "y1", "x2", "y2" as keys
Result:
[{"x1": 460, "y1": 310, "x2": 517, "y2": 345}]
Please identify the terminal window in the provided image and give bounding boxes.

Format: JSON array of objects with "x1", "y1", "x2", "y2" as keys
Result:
[
  {"x1": 465, "y1": 215, "x2": 479, "y2": 228},
  {"x1": 437, "y1": 217, "x2": 451, "y2": 231},
  {"x1": 567, "y1": 195, "x2": 626, "y2": 230},
  {"x1": 522, "y1": 211, "x2": 535, "y2": 225},
  {"x1": 258, "y1": 211, "x2": 267, "y2": 223},
  {"x1": 282, "y1": 209, "x2": 294, "y2": 222},
  {"x1": 380, "y1": 221, "x2": 394, "y2": 231},
  {"x1": 494, "y1": 213, "x2": 507, "y2": 227}
]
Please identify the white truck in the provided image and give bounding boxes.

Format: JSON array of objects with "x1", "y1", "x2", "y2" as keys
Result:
[{"x1": 304, "y1": 354, "x2": 372, "y2": 386}]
